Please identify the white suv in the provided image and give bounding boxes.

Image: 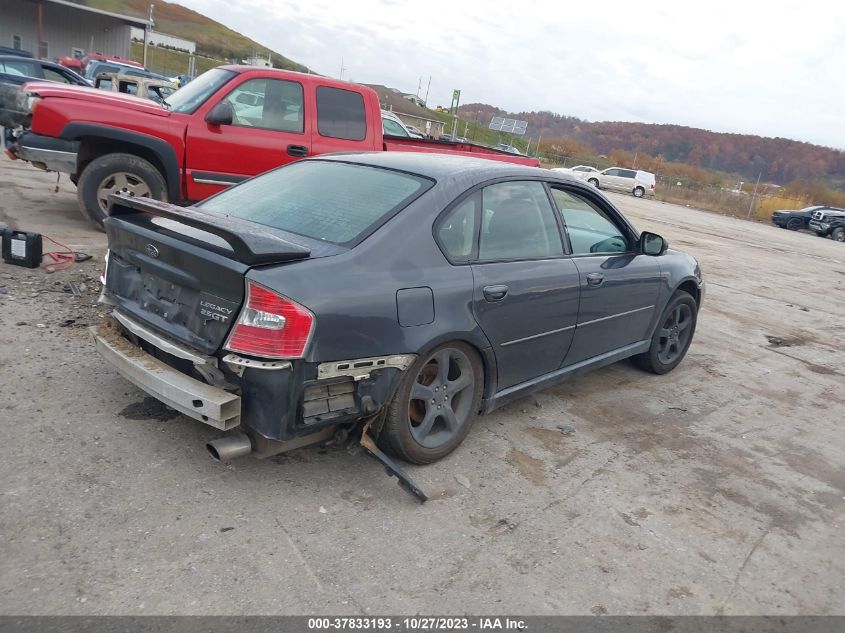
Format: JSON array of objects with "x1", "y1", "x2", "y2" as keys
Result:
[{"x1": 583, "y1": 167, "x2": 656, "y2": 198}]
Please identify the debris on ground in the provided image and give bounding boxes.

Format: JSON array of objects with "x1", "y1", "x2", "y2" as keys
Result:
[
  {"x1": 318, "y1": 506, "x2": 328, "y2": 514},
  {"x1": 455, "y1": 474, "x2": 471, "y2": 490},
  {"x1": 557, "y1": 424, "x2": 576, "y2": 435}
]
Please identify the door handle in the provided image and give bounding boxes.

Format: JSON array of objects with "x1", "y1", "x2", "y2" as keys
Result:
[
  {"x1": 287, "y1": 144, "x2": 308, "y2": 157},
  {"x1": 586, "y1": 272, "x2": 604, "y2": 287},
  {"x1": 483, "y1": 285, "x2": 509, "y2": 302}
]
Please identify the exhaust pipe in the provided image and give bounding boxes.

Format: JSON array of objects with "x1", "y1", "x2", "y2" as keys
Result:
[{"x1": 206, "y1": 433, "x2": 252, "y2": 462}]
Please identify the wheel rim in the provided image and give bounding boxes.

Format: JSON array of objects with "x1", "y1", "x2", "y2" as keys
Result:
[
  {"x1": 407, "y1": 348, "x2": 475, "y2": 449},
  {"x1": 96, "y1": 172, "x2": 152, "y2": 212},
  {"x1": 634, "y1": 188, "x2": 643, "y2": 197},
  {"x1": 657, "y1": 303, "x2": 694, "y2": 364},
  {"x1": 834, "y1": 231, "x2": 845, "y2": 242},
  {"x1": 589, "y1": 179, "x2": 598, "y2": 187}
]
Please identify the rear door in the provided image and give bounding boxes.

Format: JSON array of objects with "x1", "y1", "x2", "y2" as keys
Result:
[
  {"x1": 184, "y1": 73, "x2": 312, "y2": 200},
  {"x1": 465, "y1": 180, "x2": 581, "y2": 390},
  {"x1": 549, "y1": 186, "x2": 662, "y2": 365}
]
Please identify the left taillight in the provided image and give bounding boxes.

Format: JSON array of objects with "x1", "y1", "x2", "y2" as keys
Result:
[{"x1": 224, "y1": 281, "x2": 314, "y2": 359}]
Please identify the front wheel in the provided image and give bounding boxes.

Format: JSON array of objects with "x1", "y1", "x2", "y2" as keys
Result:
[
  {"x1": 633, "y1": 291, "x2": 698, "y2": 375},
  {"x1": 76, "y1": 153, "x2": 167, "y2": 228},
  {"x1": 378, "y1": 342, "x2": 483, "y2": 464}
]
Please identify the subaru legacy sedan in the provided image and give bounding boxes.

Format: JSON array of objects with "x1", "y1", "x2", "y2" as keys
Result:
[{"x1": 93, "y1": 153, "x2": 703, "y2": 467}]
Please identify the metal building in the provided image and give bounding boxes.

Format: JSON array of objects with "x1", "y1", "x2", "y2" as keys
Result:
[{"x1": 0, "y1": 0, "x2": 149, "y2": 60}]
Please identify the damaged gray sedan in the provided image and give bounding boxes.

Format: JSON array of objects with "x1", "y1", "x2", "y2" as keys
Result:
[{"x1": 93, "y1": 153, "x2": 703, "y2": 495}]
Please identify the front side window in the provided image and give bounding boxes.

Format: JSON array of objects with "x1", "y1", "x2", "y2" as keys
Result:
[
  {"x1": 223, "y1": 78, "x2": 304, "y2": 133},
  {"x1": 198, "y1": 160, "x2": 432, "y2": 246},
  {"x1": 437, "y1": 192, "x2": 479, "y2": 262},
  {"x1": 603, "y1": 168, "x2": 620, "y2": 177},
  {"x1": 478, "y1": 181, "x2": 563, "y2": 261},
  {"x1": 42, "y1": 67, "x2": 71, "y2": 83},
  {"x1": 551, "y1": 188, "x2": 630, "y2": 255},
  {"x1": 317, "y1": 86, "x2": 366, "y2": 140}
]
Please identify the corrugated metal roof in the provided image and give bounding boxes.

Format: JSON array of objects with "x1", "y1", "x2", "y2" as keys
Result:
[{"x1": 42, "y1": 0, "x2": 151, "y2": 27}]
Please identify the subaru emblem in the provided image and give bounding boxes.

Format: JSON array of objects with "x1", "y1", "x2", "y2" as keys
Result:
[{"x1": 145, "y1": 244, "x2": 160, "y2": 259}]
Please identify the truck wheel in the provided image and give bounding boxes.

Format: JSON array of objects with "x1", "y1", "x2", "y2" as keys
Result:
[
  {"x1": 76, "y1": 153, "x2": 167, "y2": 228},
  {"x1": 633, "y1": 291, "x2": 697, "y2": 375},
  {"x1": 633, "y1": 186, "x2": 645, "y2": 198},
  {"x1": 832, "y1": 228, "x2": 845, "y2": 242},
  {"x1": 588, "y1": 178, "x2": 599, "y2": 188},
  {"x1": 786, "y1": 218, "x2": 803, "y2": 231},
  {"x1": 378, "y1": 342, "x2": 483, "y2": 464}
]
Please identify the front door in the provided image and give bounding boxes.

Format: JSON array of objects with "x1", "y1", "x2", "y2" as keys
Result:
[
  {"x1": 467, "y1": 181, "x2": 581, "y2": 390},
  {"x1": 185, "y1": 75, "x2": 311, "y2": 200},
  {"x1": 549, "y1": 187, "x2": 662, "y2": 365}
]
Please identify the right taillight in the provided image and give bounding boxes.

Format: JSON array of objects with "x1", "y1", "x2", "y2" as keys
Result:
[{"x1": 224, "y1": 281, "x2": 314, "y2": 359}]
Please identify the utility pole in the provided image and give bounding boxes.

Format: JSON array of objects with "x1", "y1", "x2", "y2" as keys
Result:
[
  {"x1": 143, "y1": 3, "x2": 154, "y2": 69},
  {"x1": 339, "y1": 57, "x2": 345, "y2": 80},
  {"x1": 746, "y1": 171, "x2": 762, "y2": 219},
  {"x1": 423, "y1": 76, "x2": 431, "y2": 108}
]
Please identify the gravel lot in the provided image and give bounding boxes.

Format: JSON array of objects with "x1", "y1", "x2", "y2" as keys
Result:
[{"x1": 1, "y1": 158, "x2": 843, "y2": 615}]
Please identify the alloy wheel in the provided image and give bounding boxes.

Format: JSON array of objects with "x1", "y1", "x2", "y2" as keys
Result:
[
  {"x1": 96, "y1": 172, "x2": 152, "y2": 212},
  {"x1": 657, "y1": 303, "x2": 693, "y2": 364},
  {"x1": 407, "y1": 348, "x2": 475, "y2": 449}
]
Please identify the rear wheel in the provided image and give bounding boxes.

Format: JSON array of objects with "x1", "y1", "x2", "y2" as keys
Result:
[
  {"x1": 786, "y1": 218, "x2": 803, "y2": 231},
  {"x1": 76, "y1": 153, "x2": 167, "y2": 228},
  {"x1": 633, "y1": 291, "x2": 697, "y2": 375},
  {"x1": 832, "y1": 227, "x2": 845, "y2": 242},
  {"x1": 588, "y1": 178, "x2": 599, "y2": 188},
  {"x1": 633, "y1": 186, "x2": 645, "y2": 198},
  {"x1": 378, "y1": 342, "x2": 483, "y2": 464}
]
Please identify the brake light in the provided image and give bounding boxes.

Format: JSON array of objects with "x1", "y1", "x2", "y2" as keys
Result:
[{"x1": 225, "y1": 281, "x2": 314, "y2": 359}]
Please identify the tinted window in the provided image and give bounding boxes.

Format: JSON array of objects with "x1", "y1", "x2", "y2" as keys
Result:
[
  {"x1": 478, "y1": 181, "x2": 563, "y2": 261},
  {"x1": 619, "y1": 169, "x2": 637, "y2": 178},
  {"x1": 551, "y1": 188, "x2": 630, "y2": 254},
  {"x1": 317, "y1": 86, "x2": 366, "y2": 140},
  {"x1": 437, "y1": 193, "x2": 479, "y2": 262},
  {"x1": 2, "y1": 59, "x2": 34, "y2": 76},
  {"x1": 41, "y1": 67, "x2": 70, "y2": 83},
  {"x1": 198, "y1": 161, "x2": 431, "y2": 246},
  {"x1": 223, "y1": 78, "x2": 304, "y2": 133}
]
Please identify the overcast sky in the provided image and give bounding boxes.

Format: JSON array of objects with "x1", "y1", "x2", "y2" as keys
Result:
[{"x1": 179, "y1": 0, "x2": 845, "y2": 149}]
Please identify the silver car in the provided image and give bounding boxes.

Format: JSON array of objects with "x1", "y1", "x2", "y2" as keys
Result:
[{"x1": 583, "y1": 167, "x2": 656, "y2": 198}]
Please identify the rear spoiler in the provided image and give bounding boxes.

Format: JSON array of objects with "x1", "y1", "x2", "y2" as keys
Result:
[{"x1": 107, "y1": 194, "x2": 311, "y2": 265}]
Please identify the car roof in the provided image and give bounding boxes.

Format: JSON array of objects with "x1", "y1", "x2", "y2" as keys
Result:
[{"x1": 317, "y1": 151, "x2": 579, "y2": 187}]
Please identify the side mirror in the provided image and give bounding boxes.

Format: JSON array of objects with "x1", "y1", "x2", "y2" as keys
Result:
[
  {"x1": 640, "y1": 231, "x2": 668, "y2": 256},
  {"x1": 205, "y1": 100, "x2": 234, "y2": 127}
]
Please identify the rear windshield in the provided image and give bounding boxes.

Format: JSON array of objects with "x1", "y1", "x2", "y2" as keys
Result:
[{"x1": 197, "y1": 160, "x2": 433, "y2": 246}]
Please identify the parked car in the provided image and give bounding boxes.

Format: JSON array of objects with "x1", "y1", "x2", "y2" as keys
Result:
[
  {"x1": 0, "y1": 47, "x2": 33, "y2": 58},
  {"x1": 93, "y1": 72, "x2": 177, "y2": 103},
  {"x1": 3, "y1": 65, "x2": 539, "y2": 227},
  {"x1": 381, "y1": 109, "x2": 414, "y2": 137},
  {"x1": 551, "y1": 165, "x2": 600, "y2": 177},
  {"x1": 405, "y1": 124, "x2": 425, "y2": 138},
  {"x1": 495, "y1": 143, "x2": 523, "y2": 155},
  {"x1": 83, "y1": 60, "x2": 168, "y2": 83},
  {"x1": 93, "y1": 153, "x2": 703, "y2": 474},
  {"x1": 773, "y1": 205, "x2": 843, "y2": 231},
  {"x1": 0, "y1": 55, "x2": 89, "y2": 87},
  {"x1": 583, "y1": 167, "x2": 655, "y2": 198},
  {"x1": 808, "y1": 208, "x2": 845, "y2": 241}
]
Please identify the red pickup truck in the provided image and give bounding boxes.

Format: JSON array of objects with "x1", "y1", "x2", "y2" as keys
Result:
[{"x1": 3, "y1": 65, "x2": 539, "y2": 226}]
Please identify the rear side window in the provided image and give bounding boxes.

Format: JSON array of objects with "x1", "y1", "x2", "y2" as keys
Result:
[
  {"x1": 478, "y1": 181, "x2": 563, "y2": 261},
  {"x1": 317, "y1": 86, "x2": 366, "y2": 140},
  {"x1": 619, "y1": 169, "x2": 637, "y2": 178},
  {"x1": 2, "y1": 59, "x2": 34, "y2": 76},
  {"x1": 198, "y1": 161, "x2": 432, "y2": 246},
  {"x1": 437, "y1": 192, "x2": 480, "y2": 263}
]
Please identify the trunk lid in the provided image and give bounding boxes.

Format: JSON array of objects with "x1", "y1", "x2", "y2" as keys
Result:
[{"x1": 103, "y1": 196, "x2": 313, "y2": 354}]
